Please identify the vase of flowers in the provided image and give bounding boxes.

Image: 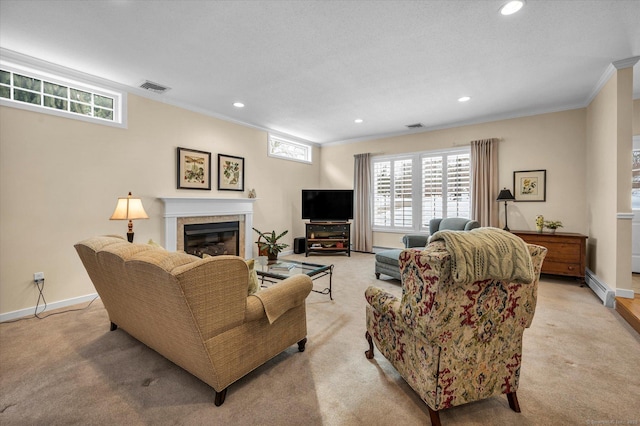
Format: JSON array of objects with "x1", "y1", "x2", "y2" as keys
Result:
[{"x1": 535, "y1": 215, "x2": 544, "y2": 233}]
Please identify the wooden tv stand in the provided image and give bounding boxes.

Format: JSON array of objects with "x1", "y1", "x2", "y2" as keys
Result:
[
  {"x1": 305, "y1": 222, "x2": 350, "y2": 257},
  {"x1": 512, "y1": 230, "x2": 587, "y2": 283}
]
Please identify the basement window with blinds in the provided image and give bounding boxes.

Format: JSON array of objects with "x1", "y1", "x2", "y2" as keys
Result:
[
  {"x1": 0, "y1": 62, "x2": 124, "y2": 127},
  {"x1": 372, "y1": 148, "x2": 471, "y2": 233},
  {"x1": 268, "y1": 135, "x2": 312, "y2": 163}
]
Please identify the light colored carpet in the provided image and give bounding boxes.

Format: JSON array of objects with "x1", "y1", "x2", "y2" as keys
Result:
[{"x1": 1, "y1": 251, "x2": 639, "y2": 425}]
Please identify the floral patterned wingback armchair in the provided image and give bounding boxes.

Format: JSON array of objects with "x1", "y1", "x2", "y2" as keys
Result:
[{"x1": 365, "y1": 228, "x2": 547, "y2": 426}]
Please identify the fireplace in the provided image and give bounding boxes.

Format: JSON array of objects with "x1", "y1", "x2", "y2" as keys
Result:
[
  {"x1": 160, "y1": 197, "x2": 256, "y2": 259},
  {"x1": 184, "y1": 221, "x2": 239, "y2": 257}
]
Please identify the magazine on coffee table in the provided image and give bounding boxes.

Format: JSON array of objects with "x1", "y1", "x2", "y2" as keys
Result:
[{"x1": 270, "y1": 262, "x2": 295, "y2": 271}]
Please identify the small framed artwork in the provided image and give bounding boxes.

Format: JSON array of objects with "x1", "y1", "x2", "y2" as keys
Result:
[
  {"x1": 218, "y1": 154, "x2": 245, "y2": 191},
  {"x1": 177, "y1": 147, "x2": 211, "y2": 190},
  {"x1": 513, "y1": 169, "x2": 546, "y2": 202}
]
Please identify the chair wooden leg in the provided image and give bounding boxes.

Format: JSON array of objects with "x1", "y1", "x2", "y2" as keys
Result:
[
  {"x1": 297, "y1": 337, "x2": 307, "y2": 352},
  {"x1": 214, "y1": 388, "x2": 227, "y2": 406},
  {"x1": 365, "y1": 331, "x2": 374, "y2": 359},
  {"x1": 427, "y1": 407, "x2": 441, "y2": 426},
  {"x1": 507, "y1": 391, "x2": 521, "y2": 413}
]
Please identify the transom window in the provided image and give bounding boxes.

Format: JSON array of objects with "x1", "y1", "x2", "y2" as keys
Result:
[
  {"x1": 268, "y1": 135, "x2": 312, "y2": 163},
  {"x1": 372, "y1": 148, "x2": 471, "y2": 232},
  {"x1": 0, "y1": 63, "x2": 124, "y2": 127}
]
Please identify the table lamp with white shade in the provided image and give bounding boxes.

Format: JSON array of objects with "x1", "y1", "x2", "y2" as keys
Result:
[{"x1": 109, "y1": 192, "x2": 149, "y2": 242}]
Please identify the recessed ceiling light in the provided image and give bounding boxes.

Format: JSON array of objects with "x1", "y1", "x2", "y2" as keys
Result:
[
  {"x1": 500, "y1": 0, "x2": 524, "y2": 15},
  {"x1": 354, "y1": 119, "x2": 363, "y2": 124},
  {"x1": 233, "y1": 102, "x2": 245, "y2": 108},
  {"x1": 458, "y1": 96, "x2": 471, "y2": 102}
]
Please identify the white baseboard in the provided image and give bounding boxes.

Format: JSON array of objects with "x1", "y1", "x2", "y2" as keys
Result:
[
  {"x1": 616, "y1": 288, "x2": 635, "y2": 299},
  {"x1": 585, "y1": 269, "x2": 616, "y2": 308},
  {"x1": 0, "y1": 293, "x2": 99, "y2": 323}
]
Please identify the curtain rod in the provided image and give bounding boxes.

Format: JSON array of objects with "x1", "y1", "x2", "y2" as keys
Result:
[{"x1": 453, "y1": 137, "x2": 504, "y2": 147}]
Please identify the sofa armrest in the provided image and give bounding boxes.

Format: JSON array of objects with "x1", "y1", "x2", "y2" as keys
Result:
[
  {"x1": 245, "y1": 296, "x2": 267, "y2": 323},
  {"x1": 464, "y1": 220, "x2": 481, "y2": 231},
  {"x1": 429, "y1": 218, "x2": 443, "y2": 235},
  {"x1": 402, "y1": 234, "x2": 429, "y2": 248},
  {"x1": 251, "y1": 274, "x2": 313, "y2": 323},
  {"x1": 365, "y1": 286, "x2": 401, "y2": 316}
]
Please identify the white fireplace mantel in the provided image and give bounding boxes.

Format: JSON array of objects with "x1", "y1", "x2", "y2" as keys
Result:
[{"x1": 159, "y1": 197, "x2": 257, "y2": 258}]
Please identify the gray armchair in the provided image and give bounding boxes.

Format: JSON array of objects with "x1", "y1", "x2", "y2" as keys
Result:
[
  {"x1": 374, "y1": 218, "x2": 480, "y2": 281},
  {"x1": 429, "y1": 217, "x2": 480, "y2": 234}
]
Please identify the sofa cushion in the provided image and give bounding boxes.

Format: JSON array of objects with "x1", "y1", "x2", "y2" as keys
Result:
[
  {"x1": 246, "y1": 259, "x2": 260, "y2": 295},
  {"x1": 375, "y1": 249, "x2": 403, "y2": 266},
  {"x1": 147, "y1": 239, "x2": 165, "y2": 249}
]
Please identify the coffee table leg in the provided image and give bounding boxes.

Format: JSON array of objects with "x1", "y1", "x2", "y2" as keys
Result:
[
  {"x1": 308, "y1": 264, "x2": 334, "y2": 300},
  {"x1": 328, "y1": 264, "x2": 333, "y2": 300}
]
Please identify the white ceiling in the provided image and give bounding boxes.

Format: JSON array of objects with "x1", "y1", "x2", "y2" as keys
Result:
[{"x1": 1, "y1": 0, "x2": 639, "y2": 145}]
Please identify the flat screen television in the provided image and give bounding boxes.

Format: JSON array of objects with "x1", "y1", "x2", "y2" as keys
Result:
[{"x1": 302, "y1": 189, "x2": 354, "y2": 222}]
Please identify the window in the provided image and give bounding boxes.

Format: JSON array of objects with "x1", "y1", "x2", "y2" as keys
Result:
[
  {"x1": 0, "y1": 62, "x2": 124, "y2": 127},
  {"x1": 372, "y1": 148, "x2": 471, "y2": 232},
  {"x1": 268, "y1": 135, "x2": 312, "y2": 163}
]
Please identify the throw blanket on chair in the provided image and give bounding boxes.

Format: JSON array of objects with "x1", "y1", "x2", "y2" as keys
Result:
[{"x1": 430, "y1": 227, "x2": 534, "y2": 284}]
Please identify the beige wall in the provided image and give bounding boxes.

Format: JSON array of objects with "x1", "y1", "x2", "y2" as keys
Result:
[
  {"x1": 586, "y1": 68, "x2": 634, "y2": 293},
  {"x1": 321, "y1": 109, "x2": 588, "y2": 249},
  {"x1": 0, "y1": 94, "x2": 320, "y2": 315}
]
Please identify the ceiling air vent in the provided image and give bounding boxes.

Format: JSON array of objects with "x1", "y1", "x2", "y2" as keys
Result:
[
  {"x1": 139, "y1": 80, "x2": 171, "y2": 94},
  {"x1": 406, "y1": 123, "x2": 424, "y2": 129}
]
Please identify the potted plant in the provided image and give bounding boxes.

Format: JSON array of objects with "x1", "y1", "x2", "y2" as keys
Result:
[
  {"x1": 544, "y1": 220, "x2": 563, "y2": 234},
  {"x1": 253, "y1": 228, "x2": 289, "y2": 260}
]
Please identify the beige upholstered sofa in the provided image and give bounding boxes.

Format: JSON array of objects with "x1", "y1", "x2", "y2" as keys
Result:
[
  {"x1": 365, "y1": 229, "x2": 547, "y2": 425},
  {"x1": 75, "y1": 235, "x2": 313, "y2": 406}
]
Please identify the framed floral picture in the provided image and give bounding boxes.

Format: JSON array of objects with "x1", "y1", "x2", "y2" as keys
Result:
[
  {"x1": 513, "y1": 169, "x2": 546, "y2": 202},
  {"x1": 177, "y1": 147, "x2": 211, "y2": 190},
  {"x1": 218, "y1": 154, "x2": 244, "y2": 191}
]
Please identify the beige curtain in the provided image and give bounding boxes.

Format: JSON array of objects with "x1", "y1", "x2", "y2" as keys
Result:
[
  {"x1": 353, "y1": 153, "x2": 373, "y2": 252},
  {"x1": 470, "y1": 139, "x2": 499, "y2": 227}
]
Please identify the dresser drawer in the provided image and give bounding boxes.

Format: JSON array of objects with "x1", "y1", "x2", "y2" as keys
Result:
[
  {"x1": 542, "y1": 261, "x2": 583, "y2": 277},
  {"x1": 539, "y1": 242, "x2": 582, "y2": 263}
]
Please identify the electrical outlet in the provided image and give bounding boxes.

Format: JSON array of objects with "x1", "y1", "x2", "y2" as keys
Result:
[{"x1": 33, "y1": 272, "x2": 44, "y2": 282}]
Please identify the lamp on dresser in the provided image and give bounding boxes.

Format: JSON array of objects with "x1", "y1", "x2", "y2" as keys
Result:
[
  {"x1": 496, "y1": 188, "x2": 515, "y2": 231},
  {"x1": 110, "y1": 192, "x2": 149, "y2": 242}
]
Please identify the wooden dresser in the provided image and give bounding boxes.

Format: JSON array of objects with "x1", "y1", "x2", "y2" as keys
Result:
[{"x1": 512, "y1": 231, "x2": 587, "y2": 282}]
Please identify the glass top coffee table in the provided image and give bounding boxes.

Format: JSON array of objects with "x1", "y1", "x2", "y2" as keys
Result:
[{"x1": 255, "y1": 258, "x2": 334, "y2": 300}]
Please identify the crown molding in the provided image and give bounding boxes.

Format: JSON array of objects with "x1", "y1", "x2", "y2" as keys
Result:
[
  {"x1": 612, "y1": 56, "x2": 640, "y2": 70},
  {"x1": 3, "y1": 47, "x2": 637, "y2": 148},
  {"x1": 585, "y1": 56, "x2": 640, "y2": 106}
]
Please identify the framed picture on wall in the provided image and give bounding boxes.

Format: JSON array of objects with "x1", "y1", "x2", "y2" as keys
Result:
[
  {"x1": 218, "y1": 154, "x2": 245, "y2": 191},
  {"x1": 513, "y1": 169, "x2": 546, "y2": 202},
  {"x1": 177, "y1": 147, "x2": 211, "y2": 190}
]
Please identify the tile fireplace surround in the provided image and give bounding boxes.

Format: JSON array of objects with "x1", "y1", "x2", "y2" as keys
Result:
[{"x1": 159, "y1": 197, "x2": 256, "y2": 259}]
